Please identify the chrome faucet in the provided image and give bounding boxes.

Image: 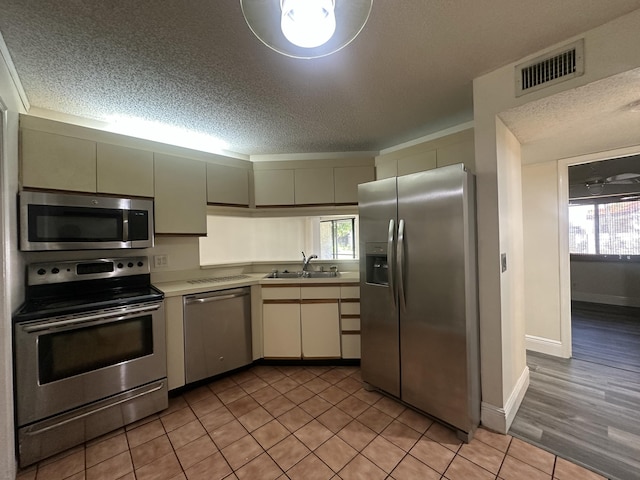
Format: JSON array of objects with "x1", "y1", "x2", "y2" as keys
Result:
[{"x1": 301, "y1": 251, "x2": 318, "y2": 272}]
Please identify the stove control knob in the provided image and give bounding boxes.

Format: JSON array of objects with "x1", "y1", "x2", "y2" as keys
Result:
[
  {"x1": 117, "y1": 263, "x2": 124, "y2": 269},
  {"x1": 37, "y1": 268, "x2": 46, "y2": 275},
  {"x1": 127, "y1": 262, "x2": 134, "y2": 268},
  {"x1": 137, "y1": 261, "x2": 144, "y2": 267},
  {"x1": 51, "y1": 267, "x2": 60, "y2": 274}
]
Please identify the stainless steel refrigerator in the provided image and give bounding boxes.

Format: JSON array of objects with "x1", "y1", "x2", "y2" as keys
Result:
[{"x1": 358, "y1": 163, "x2": 480, "y2": 441}]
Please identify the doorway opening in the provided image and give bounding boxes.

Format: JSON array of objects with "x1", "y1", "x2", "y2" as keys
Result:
[{"x1": 511, "y1": 152, "x2": 640, "y2": 479}]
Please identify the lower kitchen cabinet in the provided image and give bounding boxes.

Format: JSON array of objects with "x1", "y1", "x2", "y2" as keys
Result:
[
  {"x1": 340, "y1": 286, "x2": 361, "y2": 359},
  {"x1": 164, "y1": 296, "x2": 186, "y2": 390},
  {"x1": 341, "y1": 334, "x2": 361, "y2": 359},
  {"x1": 261, "y1": 284, "x2": 344, "y2": 359},
  {"x1": 263, "y1": 303, "x2": 302, "y2": 358},
  {"x1": 301, "y1": 301, "x2": 340, "y2": 358}
]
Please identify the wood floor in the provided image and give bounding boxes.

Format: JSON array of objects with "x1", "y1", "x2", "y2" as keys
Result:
[{"x1": 509, "y1": 302, "x2": 640, "y2": 480}]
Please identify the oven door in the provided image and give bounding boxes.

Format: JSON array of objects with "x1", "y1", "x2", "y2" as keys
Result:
[{"x1": 14, "y1": 301, "x2": 166, "y2": 426}]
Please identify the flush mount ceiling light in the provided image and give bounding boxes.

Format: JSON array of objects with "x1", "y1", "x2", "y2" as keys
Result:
[{"x1": 240, "y1": 0, "x2": 373, "y2": 59}]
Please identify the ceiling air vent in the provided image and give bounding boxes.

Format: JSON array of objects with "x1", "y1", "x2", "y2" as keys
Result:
[{"x1": 515, "y1": 39, "x2": 584, "y2": 97}]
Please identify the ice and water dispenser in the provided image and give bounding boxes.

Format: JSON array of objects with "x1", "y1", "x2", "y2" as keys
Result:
[{"x1": 365, "y1": 242, "x2": 389, "y2": 286}]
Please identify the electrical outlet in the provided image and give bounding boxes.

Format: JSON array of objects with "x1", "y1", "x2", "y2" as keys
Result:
[{"x1": 154, "y1": 255, "x2": 168, "y2": 268}]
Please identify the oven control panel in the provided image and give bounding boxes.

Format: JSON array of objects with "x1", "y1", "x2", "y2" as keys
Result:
[{"x1": 27, "y1": 256, "x2": 150, "y2": 285}]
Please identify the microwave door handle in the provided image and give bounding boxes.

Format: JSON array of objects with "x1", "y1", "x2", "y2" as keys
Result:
[{"x1": 123, "y1": 209, "x2": 130, "y2": 243}]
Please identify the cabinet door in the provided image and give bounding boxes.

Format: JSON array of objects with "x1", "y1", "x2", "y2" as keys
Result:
[
  {"x1": 294, "y1": 167, "x2": 334, "y2": 205},
  {"x1": 164, "y1": 297, "x2": 185, "y2": 390},
  {"x1": 334, "y1": 166, "x2": 375, "y2": 204},
  {"x1": 97, "y1": 143, "x2": 154, "y2": 197},
  {"x1": 263, "y1": 303, "x2": 301, "y2": 358},
  {"x1": 21, "y1": 129, "x2": 97, "y2": 192},
  {"x1": 154, "y1": 153, "x2": 207, "y2": 235},
  {"x1": 254, "y1": 169, "x2": 295, "y2": 206},
  {"x1": 207, "y1": 163, "x2": 250, "y2": 206},
  {"x1": 301, "y1": 301, "x2": 341, "y2": 358}
]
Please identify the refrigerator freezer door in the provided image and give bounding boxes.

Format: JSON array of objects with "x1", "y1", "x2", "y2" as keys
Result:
[
  {"x1": 397, "y1": 164, "x2": 478, "y2": 434},
  {"x1": 358, "y1": 177, "x2": 400, "y2": 397}
]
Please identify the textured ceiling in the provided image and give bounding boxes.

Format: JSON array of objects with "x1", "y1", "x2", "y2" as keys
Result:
[
  {"x1": 1, "y1": 1, "x2": 640, "y2": 156},
  {"x1": 500, "y1": 68, "x2": 640, "y2": 159}
]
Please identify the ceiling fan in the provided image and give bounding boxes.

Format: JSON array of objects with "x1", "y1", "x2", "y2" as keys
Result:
[{"x1": 584, "y1": 172, "x2": 640, "y2": 195}]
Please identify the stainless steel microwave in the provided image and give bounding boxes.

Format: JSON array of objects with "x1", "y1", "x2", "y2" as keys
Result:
[{"x1": 19, "y1": 191, "x2": 154, "y2": 251}]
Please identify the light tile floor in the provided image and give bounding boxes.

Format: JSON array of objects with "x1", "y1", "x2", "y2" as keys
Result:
[{"x1": 17, "y1": 365, "x2": 607, "y2": 480}]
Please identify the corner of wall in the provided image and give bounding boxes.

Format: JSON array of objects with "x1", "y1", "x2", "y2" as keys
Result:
[{"x1": 481, "y1": 365, "x2": 530, "y2": 434}]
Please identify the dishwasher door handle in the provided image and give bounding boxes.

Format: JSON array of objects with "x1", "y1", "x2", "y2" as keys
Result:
[{"x1": 184, "y1": 290, "x2": 249, "y2": 305}]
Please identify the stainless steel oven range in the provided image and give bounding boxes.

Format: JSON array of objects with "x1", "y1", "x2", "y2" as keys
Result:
[{"x1": 13, "y1": 256, "x2": 167, "y2": 467}]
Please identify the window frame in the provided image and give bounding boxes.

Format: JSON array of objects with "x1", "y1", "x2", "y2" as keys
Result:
[
  {"x1": 319, "y1": 216, "x2": 357, "y2": 260},
  {"x1": 568, "y1": 194, "x2": 640, "y2": 261}
]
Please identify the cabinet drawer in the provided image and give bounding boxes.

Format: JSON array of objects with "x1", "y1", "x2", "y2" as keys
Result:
[
  {"x1": 340, "y1": 302, "x2": 360, "y2": 316},
  {"x1": 262, "y1": 286, "x2": 301, "y2": 300},
  {"x1": 340, "y1": 286, "x2": 360, "y2": 299},
  {"x1": 341, "y1": 334, "x2": 361, "y2": 359},
  {"x1": 341, "y1": 317, "x2": 360, "y2": 332},
  {"x1": 301, "y1": 286, "x2": 340, "y2": 299}
]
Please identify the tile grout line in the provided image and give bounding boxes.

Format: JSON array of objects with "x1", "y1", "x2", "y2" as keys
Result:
[{"x1": 23, "y1": 365, "x2": 592, "y2": 480}]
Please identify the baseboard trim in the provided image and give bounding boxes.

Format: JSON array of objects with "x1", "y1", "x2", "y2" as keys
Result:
[
  {"x1": 525, "y1": 335, "x2": 567, "y2": 358},
  {"x1": 481, "y1": 366, "x2": 530, "y2": 434},
  {"x1": 572, "y1": 292, "x2": 640, "y2": 308}
]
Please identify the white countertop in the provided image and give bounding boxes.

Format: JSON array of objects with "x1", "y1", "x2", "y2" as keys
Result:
[{"x1": 155, "y1": 271, "x2": 359, "y2": 298}]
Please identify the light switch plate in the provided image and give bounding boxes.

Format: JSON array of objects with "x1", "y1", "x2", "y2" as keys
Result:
[
  {"x1": 501, "y1": 253, "x2": 507, "y2": 273},
  {"x1": 154, "y1": 255, "x2": 168, "y2": 268}
]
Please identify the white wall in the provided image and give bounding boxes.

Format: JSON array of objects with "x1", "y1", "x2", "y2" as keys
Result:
[
  {"x1": 0, "y1": 36, "x2": 28, "y2": 480},
  {"x1": 571, "y1": 260, "x2": 640, "y2": 307},
  {"x1": 496, "y1": 118, "x2": 527, "y2": 410},
  {"x1": 199, "y1": 215, "x2": 312, "y2": 264},
  {"x1": 522, "y1": 162, "x2": 564, "y2": 355}
]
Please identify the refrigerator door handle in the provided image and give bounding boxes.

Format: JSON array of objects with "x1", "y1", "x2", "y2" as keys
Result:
[
  {"x1": 387, "y1": 219, "x2": 396, "y2": 308},
  {"x1": 397, "y1": 218, "x2": 407, "y2": 312}
]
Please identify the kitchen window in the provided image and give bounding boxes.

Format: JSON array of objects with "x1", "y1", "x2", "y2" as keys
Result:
[
  {"x1": 569, "y1": 196, "x2": 640, "y2": 255},
  {"x1": 320, "y1": 216, "x2": 357, "y2": 260}
]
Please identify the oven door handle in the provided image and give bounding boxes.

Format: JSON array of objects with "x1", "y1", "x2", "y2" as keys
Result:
[{"x1": 21, "y1": 303, "x2": 162, "y2": 333}]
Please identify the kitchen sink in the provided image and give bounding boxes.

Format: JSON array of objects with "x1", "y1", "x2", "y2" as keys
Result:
[{"x1": 264, "y1": 270, "x2": 338, "y2": 279}]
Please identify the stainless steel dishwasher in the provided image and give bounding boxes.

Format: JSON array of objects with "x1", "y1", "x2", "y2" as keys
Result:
[{"x1": 183, "y1": 287, "x2": 252, "y2": 383}]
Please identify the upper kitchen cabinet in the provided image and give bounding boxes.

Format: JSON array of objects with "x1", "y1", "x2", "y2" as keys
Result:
[
  {"x1": 254, "y1": 169, "x2": 295, "y2": 206},
  {"x1": 97, "y1": 143, "x2": 154, "y2": 197},
  {"x1": 294, "y1": 167, "x2": 334, "y2": 205},
  {"x1": 154, "y1": 153, "x2": 207, "y2": 235},
  {"x1": 334, "y1": 166, "x2": 375, "y2": 204},
  {"x1": 21, "y1": 129, "x2": 97, "y2": 192},
  {"x1": 253, "y1": 157, "x2": 374, "y2": 207},
  {"x1": 375, "y1": 128, "x2": 475, "y2": 179},
  {"x1": 207, "y1": 163, "x2": 250, "y2": 206}
]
